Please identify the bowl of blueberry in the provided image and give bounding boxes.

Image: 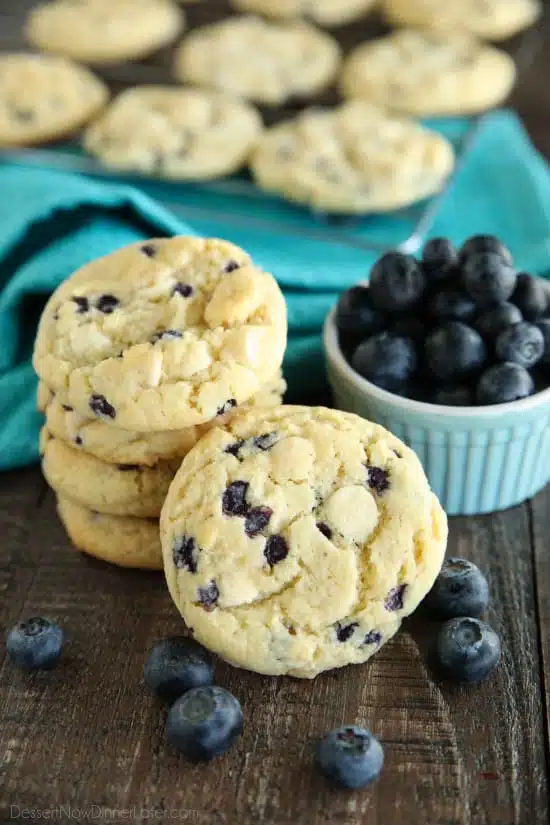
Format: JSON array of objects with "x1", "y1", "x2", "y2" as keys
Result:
[{"x1": 324, "y1": 234, "x2": 550, "y2": 515}]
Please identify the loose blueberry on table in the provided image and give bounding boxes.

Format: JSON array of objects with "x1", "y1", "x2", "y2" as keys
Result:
[
  {"x1": 335, "y1": 235, "x2": 550, "y2": 406},
  {"x1": 144, "y1": 637, "x2": 213, "y2": 702},
  {"x1": 425, "y1": 558, "x2": 489, "y2": 619},
  {"x1": 166, "y1": 685, "x2": 243, "y2": 761},
  {"x1": 315, "y1": 726, "x2": 384, "y2": 789},
  {"x1": 6, "y1": 617, "x2": 64, "y2": 670},
  {"x1": 435, "y1": 617, "x2": 501, "y2": 683}
]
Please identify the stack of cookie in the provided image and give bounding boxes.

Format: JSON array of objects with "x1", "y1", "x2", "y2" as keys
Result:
[{"x1": 32, "y1": 237, "x2": 288, "y2": 570}]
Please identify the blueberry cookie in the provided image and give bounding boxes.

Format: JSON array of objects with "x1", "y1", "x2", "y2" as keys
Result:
[
  {"x1": 26, "y1": 0, "x2": 184, "y2": 65},
  {"x1": 250, "y1": 100, "x2": 454, "y2": 213},
  {"x1": 0, "y1": 53, "x2": 108, "y2": 147},
  {"x1": 340, "y1": 29, "x2": 516, "y2": 116},
  {"x1": 230, "y1": 0, "x2": 377, "y2": 27},
  {"x1": 41, "y1": 429, "x2": 179, "y2": 517},
  {"x1": 38, "y1": 371, "x2": 286, "y2": 466},
  {"x1": 83, "y1": 86, "x2": 262, "y2": 180},
  {"x1": 57, "y1": 495, "x2": 162, "y2": 570},
  {"x1": 174, "y1": 16, "x2": 341, "y2": 106},
  {"x1": 382, "y1": 0, "x2": 541, "y2": 42},
  {"x1": 32, "y1": 238, "x2": 287, "y2": 431},
  {"x1": 160, "y1": 406, "x2": 447, "y2": 678}
]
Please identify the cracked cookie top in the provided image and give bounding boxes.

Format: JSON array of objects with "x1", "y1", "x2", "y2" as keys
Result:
[
  {"x1": 161, "y1": 406, "x2": 447, "y2": 678},
  {"x1": 32, "y1": 237, "x2": 287, "y2": 432}
]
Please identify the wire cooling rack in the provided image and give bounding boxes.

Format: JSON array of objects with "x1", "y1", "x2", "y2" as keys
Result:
[{"x1": 0, "y1": 0, "x2": 547, "y2": 253}]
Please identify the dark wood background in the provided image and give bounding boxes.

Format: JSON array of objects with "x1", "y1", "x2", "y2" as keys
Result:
[{"x1": 1, "y1": 2, "x2": 550, "y2": 824}]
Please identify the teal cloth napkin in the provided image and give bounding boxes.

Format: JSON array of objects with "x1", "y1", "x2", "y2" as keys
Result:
[{"x1": 2, "y1": 109, "x2": 550, "y2": 470}]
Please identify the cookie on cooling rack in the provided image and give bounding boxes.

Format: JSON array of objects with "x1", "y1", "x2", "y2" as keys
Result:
[
  {"x1": 230, "y1": 0, "x2": 377, "y2": 27},
  {"x1": 26, "y1": 0, "x2": 184, "y2": 64},
  {"x1": 250, "y1": 100, "x2": 454, "y2": 213},
  {"x1": 174, "y1": 16, "x2": 341, "y2": 105},
  {"x1": 340, "y1": 28, "x2": 517, "y2": 116}
]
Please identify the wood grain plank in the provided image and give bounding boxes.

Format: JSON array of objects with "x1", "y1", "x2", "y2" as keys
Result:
[
  {"x1": 0, "y1": 477, "x2": 548, "y2": 825},
  {"x1": 529, "y1": 486, "x2": 550, "y2": 773}
]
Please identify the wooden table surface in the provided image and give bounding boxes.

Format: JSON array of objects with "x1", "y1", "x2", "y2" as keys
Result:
[{"x1": 1, "y1": 3, "x2": 550, "y2": 824}]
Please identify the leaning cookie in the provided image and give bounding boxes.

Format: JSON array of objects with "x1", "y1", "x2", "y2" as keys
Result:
[
  {"x1": 37, "y1": 371, "x2": 286, "y2": 467},
  {"x1": 340, "y1": 29, "x2": 516, "y2": 117},
  {"x1": 41, "y1": 429, "x2": 179, "y2": 518},
  {"x1": 230, "y1": 0, "x2": 377, "y2": 27},
  {"x1": 0, "y1": 53, "x2": 108, "y2": 147},
  {"x1": 250, "y1": 100, "x2": 454, "y2": 213},
  {"x1": 32, "y1": 237, "x2": 287, "y2": 432},
  {"x1": 382, "y1": 0, "x2": 541, "y2": 42},
  {"x1": 83, "y1": 86, "x2": 263, "y2": 180},
  {"x1": 57, "y1": 495, "x2": 162, "y2": 570},
  {"x1": 174, "y1": 16, "x2": 341, "y2": 106},
  {"x1": 161, "y1": 406, "x2": 447, "y2": 678},
  {"x1": 26, "y1": 0, "x2": 184, "y2": 65}
]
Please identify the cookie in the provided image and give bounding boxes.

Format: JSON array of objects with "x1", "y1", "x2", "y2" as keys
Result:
[
  {"x1": 382, "y1": 0, "x2": 541, "y2": 42},
  {"x1": 160, "y1": 406, "x2": 448, "y2": 678},
  {"x1": 250, "y1": 100, "x2": 454, "y2": 213},
  {"x1": 57, "y1": 495, "x2": 162, "y2": 570},
  {"x1": 32, "y1": 237, "x2": 287, "y2": 432},
  {"x1": 83, "y1": 86, "x2": 262, "y2": 180},
  {"x1": 38, "y1": 371, "x2": 286, "y2": 466},
  {"x1": 26, "y1": 0, "x2": 184, "y2": 65},
  {"x1": 0, "y1": 53, "x2": 108, "y2": 147},
  {"x1": 340, "y1": 29, "x2": 516, "y2": 117},
  {"x1": 174, "y1": 16, "x2": 341, "y2": 106},
  {"x1": 230, "y1": 0, "x2": 377, "y2": 27},
  {"x1": 41, "y1": 429, "x2": 179, "y2": 517}
]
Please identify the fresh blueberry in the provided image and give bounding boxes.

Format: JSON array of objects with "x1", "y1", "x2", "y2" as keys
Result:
[
  {"x1": 428, "y1": 290, "x2": 477, "y2": 323},
  {"x1": 422, "y1": 237, "x2": 457, "y2": 282},
  {"x1": 461, "y1": 253, "x2": 517, "y2": 308},
  {"x1": 425, "y1": 558, "x2": 489, "y2": 619},
  {"x1": 351, "y1": 333, "x2": 417, "y2": 392},
  {"x1": 435, "y1": 617, "x2": 501, "y2": 683},
  {"x1": 6, "y1": 617, "x2": 64, "y2": 670},
  {"x1": 458, "y1": 235, "x2": 512, "y2": 266},
  {"x1": 474, "y1": 302, "x2": 523, "y2": 341},
  {"x1": 369, "y1": 252, "x2": 426, "y2": 311},
  {"x1": 432, "y1": 385, "x2": 474, "y2": 406},
  {"x1": 315, "y1": 726, "x2": 384, "y2": 789},
  {"x1": 166, "y1": 686, "x2": 243, "y2": 761},
  {"x1": 390, "y1": 317, "x2": 426, "y2": 343},
  {"x1": 476, "y1": 362, "x2": 534, "y2": 405},
  {"x1": 511, "y1": 273, "x2": 548, "y2": 320},
  {"x1": 425, "y1": 322, "x2": 486, "y2": 382},
  {"x1": 495, "y1": 321, "x2": 544, "y2": 368},
  {"x1": 335, "y1": 286, "x2": 385, "y2": 339},
  {"x1": 144, "y1": 637, "x2": 213, "y2": 702},
  {"x1": 536, "y1": 318, "x2": 550, "y2": 367}
]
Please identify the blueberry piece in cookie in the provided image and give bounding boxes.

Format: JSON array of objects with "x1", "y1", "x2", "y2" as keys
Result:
[
  {"x1": 222, "y1": 481, "x2": 250, "y2": 517},
  {"x1": 385, "y1": 584, "x2": 407, "y2": 611},
  {"x1": 244, "y1": 506, "x2": 273, "y2": 538},
  {"x1": 173, "y1": 536, "x2": 198, "y2": 573},
  {"x1": 89, "y1": 394, "x2": 116, "y2": 419},
  {"x1": 198, "y1": 581, "x2": 219, "y2": 611},
  {"x1": 264, "y1": 535, "x2": 289, "y2": 567}
]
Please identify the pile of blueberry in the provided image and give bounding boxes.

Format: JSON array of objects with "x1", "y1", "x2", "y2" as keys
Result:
[
  {"x1": 6, "y1": 558, "x2": 500, "y2": 791},
  {"x1": 336, "y1": 235, "x2": 550, "y2": 405}
]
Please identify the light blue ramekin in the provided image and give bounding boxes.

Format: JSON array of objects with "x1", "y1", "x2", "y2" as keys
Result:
[{"x1": 324, "y1": 307, "x2": 550, "y2": 516}]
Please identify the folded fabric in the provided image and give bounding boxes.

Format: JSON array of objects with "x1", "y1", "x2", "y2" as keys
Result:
[{"x1": 1, "y1": 110, "x2": 550, "y2": 470}]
